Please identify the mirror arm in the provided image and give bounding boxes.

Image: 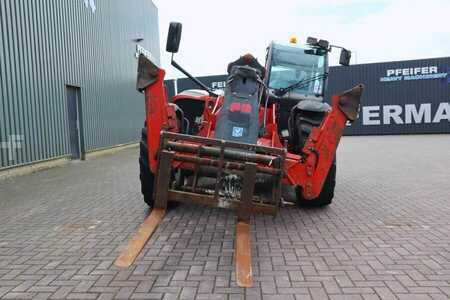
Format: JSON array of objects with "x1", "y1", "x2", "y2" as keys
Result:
[
  {"x1": 171, "y1": 54, "x2": 218, "y2": 97},
  {"x1": 330, "y1": 44, "x2": 345, "y2": 50}
]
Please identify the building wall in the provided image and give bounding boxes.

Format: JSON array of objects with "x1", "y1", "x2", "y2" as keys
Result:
[
  {"x1": 166, "y1": 57, "x2": 450, "y2": 135},
  {"x1": 0, "y1": 0, "x2": 159, "y2": 169}
]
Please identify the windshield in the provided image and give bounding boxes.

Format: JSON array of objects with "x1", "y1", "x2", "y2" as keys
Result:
[{"x1": 268, "y1": 43, "x2": 326, "y2": 96}]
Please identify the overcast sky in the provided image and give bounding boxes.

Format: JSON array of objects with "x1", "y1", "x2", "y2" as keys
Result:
[{"x1": 152, "y1": 0, "x2": 450, "y2": 79}]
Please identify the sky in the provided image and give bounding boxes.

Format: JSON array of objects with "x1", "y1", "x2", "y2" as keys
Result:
[{"x1": 152, "y1": 0, "x2": 450, "y2": 79}]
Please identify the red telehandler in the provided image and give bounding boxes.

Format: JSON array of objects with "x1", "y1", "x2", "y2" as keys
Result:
[{"x1": 115, "y1": 22, "x2": 364, "y2": 287}]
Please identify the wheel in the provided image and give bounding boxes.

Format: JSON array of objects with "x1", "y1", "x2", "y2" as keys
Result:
[
  {"x1": 292, "y1": 110, "x2": 336, "y2": 207},
  {"x1": 295, "y1": 162, "x2": 336, "y2": 207},
  {"x1": 139, "y1": 126, "x2": 155, "y2": 207},
  {"x1": 291, "y1": 110, "x2": 325, "y2": 154}
]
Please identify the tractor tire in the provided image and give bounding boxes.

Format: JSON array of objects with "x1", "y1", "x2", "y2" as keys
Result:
[
  {"x1": 295, "y1": 162, "x2": 336, "y2": 207},
  {"x1": 292, "y1": 110, "x2": 324, "y2": 153},
  {"x1": 292, "y1": 110, "x2": 336, "y2": 207},
  {"x1": 139, "y1": 126, "x2": 155, "y2": 207}
]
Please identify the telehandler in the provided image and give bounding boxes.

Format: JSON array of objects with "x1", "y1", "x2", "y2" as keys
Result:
[{"x1": 115, "y1": 22, "x2": 364, "y2": 287}]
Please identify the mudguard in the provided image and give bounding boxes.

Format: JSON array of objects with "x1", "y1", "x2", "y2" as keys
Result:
[{"x1": 293, "y1": 99, "x2": 331, "y2": 113}]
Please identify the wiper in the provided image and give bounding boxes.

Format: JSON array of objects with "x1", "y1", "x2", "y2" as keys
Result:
[{"x1": 273, "y1": 73, "x2": 328, "y2": 97}]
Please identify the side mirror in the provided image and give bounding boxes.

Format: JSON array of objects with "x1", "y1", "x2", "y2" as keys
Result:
[
  {"x1": 166, "y1": 22, "x2": 182, "y2": 53},
  {"x1": 306, "y1": 37, "x2": 318, "y2": 45},
  {"x1": 317, "y1": 39, "x2": 329, "y2": 49},
  {"x1": 340, "y1": 49, "x2": 351, "y2": 66}
]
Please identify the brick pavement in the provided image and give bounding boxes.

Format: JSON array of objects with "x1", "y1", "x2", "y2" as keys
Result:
[{"x1": 0, "y1": 135, "x2": 449, "y2": 299}]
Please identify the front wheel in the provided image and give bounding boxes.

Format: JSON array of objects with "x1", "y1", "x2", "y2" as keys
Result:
[
  {"x1": 295, "y1": 161, "x2": 336, "y2": 207},
  {"x1": 291, "y1": 109, "x2": 336, "y2": 207},
  {"x1": 139, "y1": 127, "x2": 155, "y2": 207}
]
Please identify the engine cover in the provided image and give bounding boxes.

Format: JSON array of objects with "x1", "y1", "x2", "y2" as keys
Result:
[{"x1": 215, "y1": 66, "x2": 261, "y2": 144}]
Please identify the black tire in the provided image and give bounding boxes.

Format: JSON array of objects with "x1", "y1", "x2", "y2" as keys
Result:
[
  {"x1": 139, "y1": 127, "x2": 155, "y2": 207},
  {"x1": 295, "y1": 162, "x2": 336, "y2": 207},
  {"x1": 292, "y1": 110, "x2": 336, "y2": 207},
  {"x1": 291, "y1": 110, "x2": 325, "y2": 154}
]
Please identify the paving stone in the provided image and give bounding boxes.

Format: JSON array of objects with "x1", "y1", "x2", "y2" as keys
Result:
[{"x1": 0, "y1": 136, "x2": 449, "y2": 299}]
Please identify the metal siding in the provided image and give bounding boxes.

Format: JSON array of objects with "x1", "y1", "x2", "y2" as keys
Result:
[
  {"x1": 2, "y1": 0, "x2": 15, "y2": 166},
  {"x1": 18, "y1": 0, "x2": 31, "y2": 163},
  {"x1": 0, "y1": 0, "x2": 160, "y2": 169},
  {"x1": 0, "y1": 1, "x2": 6, "y2": 166}
]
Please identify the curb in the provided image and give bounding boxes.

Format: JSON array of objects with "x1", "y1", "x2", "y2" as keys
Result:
[
  {"x1": 0, "y1": 157, "x2": 70, "y2": 181},
  {"x1": 0, "y1": 142, "x2": 139, "y2": 181}
]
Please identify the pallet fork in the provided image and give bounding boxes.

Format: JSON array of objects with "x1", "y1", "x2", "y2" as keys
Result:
[{"x1": 116, "y1": 132, "x2": 286, "y2": 287}]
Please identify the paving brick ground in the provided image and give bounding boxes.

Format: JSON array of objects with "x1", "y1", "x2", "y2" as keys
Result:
[{"x1": 0, "y1": 135, "x2": 449, "y2": 300}]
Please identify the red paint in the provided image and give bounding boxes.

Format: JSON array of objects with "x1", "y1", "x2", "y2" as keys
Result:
[
  {"x1": 230, "y1": 102, "x2": 252, "y2": 113},
  {"x1": 143, "y1": 65, "x2": 354, "y2": 202},
  {"x1": 230, "y1": 102, "x2": 241, "y2": 112}
]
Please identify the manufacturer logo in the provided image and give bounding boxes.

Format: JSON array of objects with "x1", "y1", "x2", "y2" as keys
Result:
[
  {"x1": 379, "y1": 65, "x2": 448, "y2": 82},
  {"x1": 232, "y1": 127, "x2": 244, "y2": 137}
]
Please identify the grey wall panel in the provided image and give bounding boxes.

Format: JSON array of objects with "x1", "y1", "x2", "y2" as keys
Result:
[
  {"x1": 0, "y1": 1, "x2": 6, "y2": 165},
  {"x1": 0, "y1": 0, "x2": 160, "y2": 169}
]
